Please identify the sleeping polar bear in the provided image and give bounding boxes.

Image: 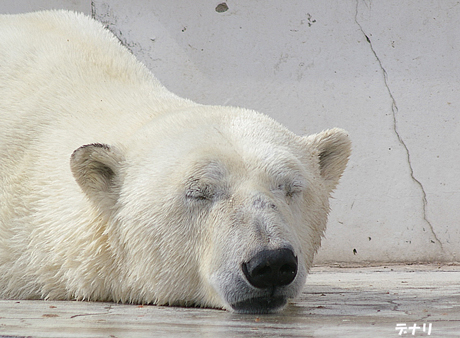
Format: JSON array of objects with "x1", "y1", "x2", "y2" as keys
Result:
[{"x1": 0, "y1": 10, "x2": 351, "y2": 313}]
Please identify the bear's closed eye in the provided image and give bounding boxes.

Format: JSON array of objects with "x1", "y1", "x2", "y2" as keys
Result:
[
  {"x1": 273, "y1": 179, "x2": 305, "y2": 199},
  {"x1": 185, "y1": 184, "x2": 215, "y2": 201}
]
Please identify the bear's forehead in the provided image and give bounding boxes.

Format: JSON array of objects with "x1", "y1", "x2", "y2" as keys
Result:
[
  {"x1": 127, "y1": 108, "x2": 310, "y2": 180},
  {"x1": 183, "y1": 145, "x2": 306, "y2": 182}
]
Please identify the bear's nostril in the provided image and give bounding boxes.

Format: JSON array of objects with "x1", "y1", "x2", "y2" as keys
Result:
[
  {"x1": 255, "y1": 265, "x2": 272, "y2": 276},
  {"x1": 242, "y1": 248, "x2": 297, "y2": 289},
  {"x1": 280, "y1": 263, "x2": 295, "y2": 278}
]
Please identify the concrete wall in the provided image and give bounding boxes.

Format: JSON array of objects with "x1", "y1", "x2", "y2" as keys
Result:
[{"x1": 2, "y1": 1, "x2": 459, "y2": 264}]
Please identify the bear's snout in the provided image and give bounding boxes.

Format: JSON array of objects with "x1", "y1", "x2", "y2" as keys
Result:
[{"x1": 242, "y1": 248, "x2": 298, "y2": 289}]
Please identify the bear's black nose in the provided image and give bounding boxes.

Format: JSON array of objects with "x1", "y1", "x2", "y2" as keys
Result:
[{"x1": 242, "y1": 248, "x2": 297, "y2": 289}]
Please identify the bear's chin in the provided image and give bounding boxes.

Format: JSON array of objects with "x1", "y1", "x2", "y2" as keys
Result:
[{"x1": 230, "y1": 295, "x2": 287, "y2": 314}]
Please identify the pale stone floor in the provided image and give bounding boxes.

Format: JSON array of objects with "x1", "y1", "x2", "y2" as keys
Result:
[{"x1": 0, "y1": 265, "x2": 459, "y2": 338}]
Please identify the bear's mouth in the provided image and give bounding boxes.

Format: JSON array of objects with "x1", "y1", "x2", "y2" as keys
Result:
[{"x1": 230, "y1": 295, "x2": 287, "y2": 314}]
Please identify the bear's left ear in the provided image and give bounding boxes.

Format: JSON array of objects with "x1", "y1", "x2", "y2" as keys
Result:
[
  {"x1": 304, "y1": 128, "x2": 351, "y2": 192},
  {"x1": 70, "y1": 143, "x2": 125, "y2": 208}
]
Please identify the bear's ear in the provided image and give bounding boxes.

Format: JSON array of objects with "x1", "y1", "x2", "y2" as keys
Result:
[
  {"x1": 305, "y1": 128, "x2": 351, "y2": 192},
  {"x1": 70, "y1": 143, "x2": 125, "y2": 208}
]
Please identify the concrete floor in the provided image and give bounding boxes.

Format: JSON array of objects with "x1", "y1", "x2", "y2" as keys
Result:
[{"x1": 0, "y1": 265, "x2": 458, "y2": 338}]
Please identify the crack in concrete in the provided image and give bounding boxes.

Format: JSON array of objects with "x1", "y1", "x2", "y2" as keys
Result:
[
  {"x1": 91, "y1": 1, "x2": 96, "y2": 18},
  {"x1": 354, "y1": 1, "x2": 444, "y2": 253}
]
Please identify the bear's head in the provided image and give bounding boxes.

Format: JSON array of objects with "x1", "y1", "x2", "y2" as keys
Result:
[{"x1": 70, "y1": 107, "x2": 351, "y2": 313}]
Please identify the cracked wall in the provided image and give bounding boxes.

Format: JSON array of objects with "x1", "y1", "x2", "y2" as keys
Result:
[
  {"x1": 353, "y1": 1, "x2": 445, "y2": 256},
  {"x1": 342, "y1": 0, "x2": 459, "y2": 263},
  {"x1": 2, "y1": 0, "x2": 458, "y2": 263}
]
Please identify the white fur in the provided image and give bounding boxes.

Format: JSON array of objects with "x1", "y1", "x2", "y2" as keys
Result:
[{"x1": 0, "y1": 10, "x2": 351, "y2": 313}]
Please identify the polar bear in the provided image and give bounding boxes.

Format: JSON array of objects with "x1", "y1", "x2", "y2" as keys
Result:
[{"x1": 0, "y1": 10, "x2": 351, "y2": 313}]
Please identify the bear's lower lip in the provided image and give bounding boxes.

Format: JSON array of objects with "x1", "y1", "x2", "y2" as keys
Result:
[{"x1": 230, "y1": 296, "x2": 287, "y2": 314}]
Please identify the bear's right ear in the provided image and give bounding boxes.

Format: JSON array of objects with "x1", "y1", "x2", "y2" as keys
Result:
[
  {"x1": 70, "y1": 143, "x2": 125, "y2": 208},
  {"x1": 304, "y1": 128, "x2": 351, "y2": 193}
]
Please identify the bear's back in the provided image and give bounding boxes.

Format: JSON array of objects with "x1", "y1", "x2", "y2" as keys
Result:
[{"x1": 0, "y1": 10, "x2": 194, "y2": 155}]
